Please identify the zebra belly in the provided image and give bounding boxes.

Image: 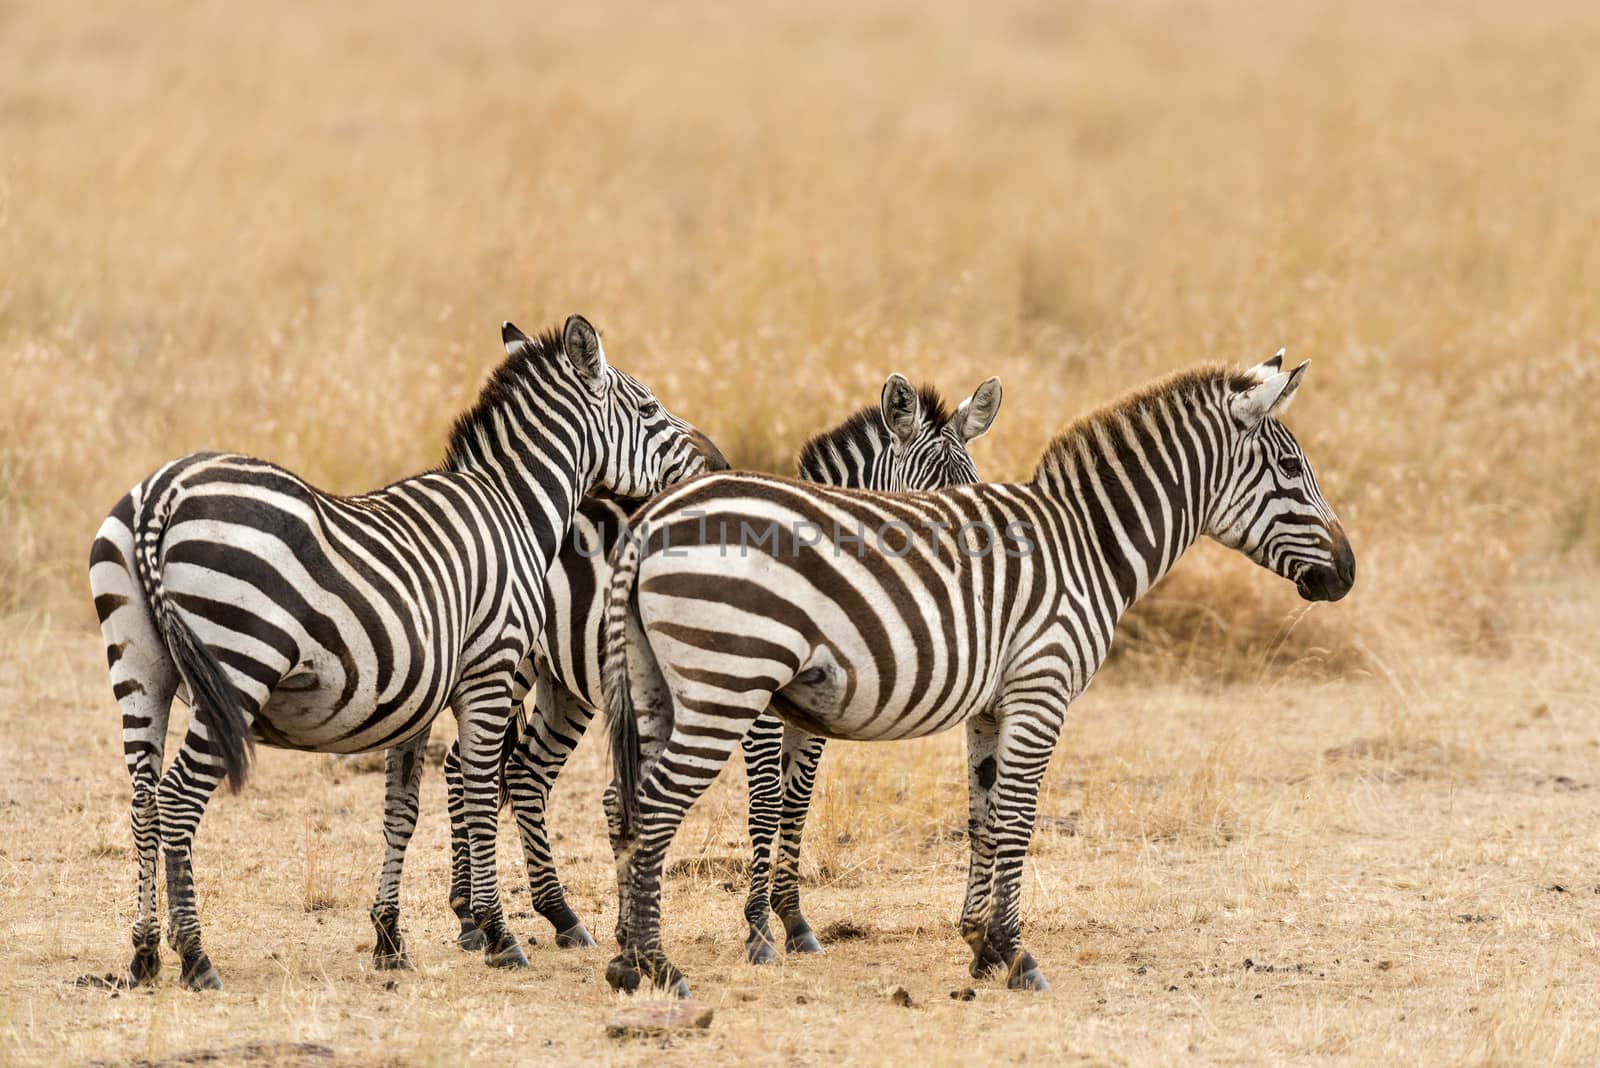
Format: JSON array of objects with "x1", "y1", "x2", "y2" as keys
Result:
[
  {"x1": 773, "y1": 648, "x2": 998, "y2": 742},
  {"x1": 253, "y1": 656, "x2": 447, "y2": 754}
]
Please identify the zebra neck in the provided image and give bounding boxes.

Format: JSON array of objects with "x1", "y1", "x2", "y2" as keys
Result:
[
  {"x1": 795, "y1": 425, "x2": 892, "y2": 488},
  {"x1": 1029, "y1": 419, "x2": 1221, "y2": 619},
  {"x1": 446, "y1": 405, "x2": 595, "y2": 569}
]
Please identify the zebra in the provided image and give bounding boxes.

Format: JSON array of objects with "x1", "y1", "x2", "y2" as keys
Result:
[
  {"x1": 88, "y1": 315, "x2": 718, "y2": 990},
  {"x1": 442, "y1": 372, "x2": 1004, "y2": 963},
  {"x1": 599, "y1": 351, "x2": 1355, "y2": 996}
]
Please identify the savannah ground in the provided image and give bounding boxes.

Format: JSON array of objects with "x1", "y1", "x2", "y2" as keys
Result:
[{"x1": 2, "y1": 1, "x2": 1599, "y2": 1064}]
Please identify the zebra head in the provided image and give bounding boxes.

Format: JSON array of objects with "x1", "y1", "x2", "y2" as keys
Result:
[
  {"x1": 506, "y1": 315, "x2": 724, "y2": 498},
  {"x1": 1207, "y1": 351, "x2": 1355, "y2": 603},
  {"x1": 879, "y1": 373, "x2": 1004, "y2": 491}
]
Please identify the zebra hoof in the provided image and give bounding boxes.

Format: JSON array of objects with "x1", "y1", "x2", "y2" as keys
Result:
[
  {"x1": 128, "y1": 948, "x2": 161, "y2": 986},
  {"x1": 1008, "y1": 966, "x2": 1050, "y2": 992},
  {"x1": 374, "y1": 950, "x2": 414, "y2": 971},
  {"x1": 457, "y1": 923, "x2": 488, "y2": 953},
  {"x1": 969, "y1": 943, "x2": 1006, "y2": 980},
  {"x1": 669, "y1": 977, "x2": 692, "y2": 1000},
  {"x1": 555, "y1": 924, "x2": 596, "y2": 949},
  {"x1": 785, "y1": 929, "x2": 823, "y2": 955},
  {"x1": 745, "y1": 930, "x2": 778, "y2": 966},
  {"x1": 180, "y1": 954, "x2": 223, "y2": 992},
  {"x1": 605, "y1": 955, "x2": 643, "y2": 993},
  {"x1": 486, "y1": 937, "x2": 529, "y2": 969}
]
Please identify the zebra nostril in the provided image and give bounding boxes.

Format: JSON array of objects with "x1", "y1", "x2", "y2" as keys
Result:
[{"x1": 1338, "y1": 543, "x2": 1356, "y2": 585}]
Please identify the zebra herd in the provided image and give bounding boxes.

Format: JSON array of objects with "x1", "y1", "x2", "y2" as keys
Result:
[{"x1": 89, "y1": 316, "x2": 1352, "y2": 996}]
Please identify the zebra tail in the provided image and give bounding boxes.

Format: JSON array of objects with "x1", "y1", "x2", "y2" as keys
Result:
[
  {"x1": 602, "y1": 527, "x2": 645, "y2": 840},
  {"x1": 495, "y1": 704, "x2": 528, "y2": 811},
  {"x1": 132, "y1": 486, "x2": 255, "y2": 793}
]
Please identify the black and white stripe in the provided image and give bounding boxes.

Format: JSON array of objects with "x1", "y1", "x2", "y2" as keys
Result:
[
  {"x1": 442, "y1": 373, "x2": 1003, "y2": 962},
  {"x1": 88, "y1": 315, "x2": 716, "y2": 990},
  {"x1": 600, "y1": 352, "x2": 1355, "y2": 996}
]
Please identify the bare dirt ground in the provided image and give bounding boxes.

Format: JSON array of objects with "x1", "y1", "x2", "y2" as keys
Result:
[{"x1": 4, "y1": 585, "x2": 1598, "y2": 1066}]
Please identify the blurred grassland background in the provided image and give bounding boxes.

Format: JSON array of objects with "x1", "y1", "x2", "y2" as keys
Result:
[{"x1": 3, "y1": 0, "x2": 1599, "y2": 678}]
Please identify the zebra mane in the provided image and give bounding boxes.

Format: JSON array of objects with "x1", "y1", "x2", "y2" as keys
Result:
[
  {"x1": 1032, "y1": 364, "x2": 1255, "y2": 482},
  {"x1": 442, "y1": 323, "x2": 570, "y2": 470},
  {"x1": 795, "y1": 384, "x2": 954, "y2": 474}
]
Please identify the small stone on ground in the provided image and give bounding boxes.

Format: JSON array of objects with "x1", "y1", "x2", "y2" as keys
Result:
[{"x1": 605, "y1": 1000, "x2": 714, "y2": 1038}]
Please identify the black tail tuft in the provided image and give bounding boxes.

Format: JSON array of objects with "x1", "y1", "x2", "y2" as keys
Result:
[
  {"x1": 495, "y1": 706, "x2": 527, "y2": 811},
  {"x1": 165, "y1": 616, "x2": 254, "y2": 792},
  {"x1": 608, "y1": 662, "x2": 641, "y2": 840}
]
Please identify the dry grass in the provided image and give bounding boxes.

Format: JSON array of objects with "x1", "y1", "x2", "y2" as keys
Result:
[
  {"x1": 3, "y1": 0, "x2": 1600, "y2": 1064},
  {"x1": 5, "y1": 615, "x2": 1600, "y2": 1066}
]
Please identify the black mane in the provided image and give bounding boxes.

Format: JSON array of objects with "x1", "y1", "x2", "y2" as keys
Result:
[
  {"x1": 796, "y1": 383, "x2": 953, "y2": 473},
  {"x1": 443, "y1": 324, "x2": 567, "y2": 470},
  {"x1": 1032, "y1": 364, "x2": 1254, "y2": 482}
]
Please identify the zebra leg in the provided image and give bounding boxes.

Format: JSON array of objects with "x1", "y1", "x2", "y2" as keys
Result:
[
  {"x1": 455, "y1": 683, "x2": 527, "y2": 969},
  {"x1": 157, "y1": 722, "x2": 247, "y2": 991},
  {"x1": 369, "y1": 725, "x2": 433, "y2": 970},
  {"x1": 739, "y1": 713, "x2": 783, "y2": 964},
  {"x1": 93, "y1": 514, "x2": 181, "y2": 986},
  {"x1": 441, "y1": 741, "x2": 485, "y2": 951},
  {"x1": 980, "y1": 703, "x2": 1062, "y2": 992},
  {"x1": 959, "y1": 709, "x2": 1006, "y2": 978},
  {"x1": 609, "y1": 699, "x2": 764, "y2": 999},
  {"x1": 506, "y1": 673, "x2": 596, "y2": 948},
  {"x1": 447, "y1": 656, "x2": 533, "y2": 953},
  {"x1": 771, "y1": 726, "x2": 827, "y2": 955},
  {"x1": 604, "y1": 619, "x2": 676, "y2": 960}
]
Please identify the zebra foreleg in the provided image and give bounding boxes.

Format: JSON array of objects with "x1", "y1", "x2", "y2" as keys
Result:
[
  {"x1": 455, "y1": 684, "x2": 528, "y2": 969},
  {"x1": 771, "y1": 725, "x2": 827, "y2": 955},
  {"x1": 739, "y1": 714, "x2": 784, "y2": 964},
  {"x1": 441, "y1": 742, "x2": 486, "y2": 951},
  {"x1": 369, "y1": 726, "x2": 432, "y2": 970},
  {"x1": 979, "y1": 703, "x2": 1062, "y2": 993},
  {"x1": 507, "y1": 675, "x2": 596, "y2": 948},
  {"x1": 959, "y1": 709, "x2": 1005, "y2": 978}
]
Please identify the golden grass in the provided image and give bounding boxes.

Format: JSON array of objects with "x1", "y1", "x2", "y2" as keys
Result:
[{"x1": 4, "y1": 0, "x2": 1600, "y2": 1064}]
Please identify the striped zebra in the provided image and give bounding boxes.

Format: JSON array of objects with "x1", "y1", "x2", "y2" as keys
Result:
[
  {"x1": 442, "y1": 373, "x2": 1004, "y2": 963},
  {"x1": 88, "y1": 315, "x2": 718, "y2": 990},
  {"x1": 600, "y1": 352, "x2": 1355, "y2": 996}
]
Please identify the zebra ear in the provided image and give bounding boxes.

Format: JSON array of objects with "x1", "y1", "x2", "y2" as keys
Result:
[
  {"x1": 955, "y1": 376, "x2": 1003, "y2": 442},
  {"x1": 880, "y1": 373, "x2": 922, "y2": 444},
  {"x1": 1241, "y1": 348, "x2": 1287, "y2": 384},
  {"x1": 501, "y1": 321, "x2": 535, "y2": 357},
  {"x1": 562, "y1": 314, "x2": 608, "y2": 392},
  {"x1": 1231, "y1": 359, "x2": 1310, "y2": 426}
]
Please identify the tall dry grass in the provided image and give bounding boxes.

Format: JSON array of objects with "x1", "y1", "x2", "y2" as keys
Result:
[{"x1": 3, "y1": 0, "x2": 1598, "y2": 682}]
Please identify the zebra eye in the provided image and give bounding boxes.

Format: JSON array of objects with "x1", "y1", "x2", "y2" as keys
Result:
[
  {"x1": 639, "y1": 400, "x2": 661, "y2": 416},
  {"x1": 1280, "y1": 456, "x2": 1303, "y2": 478}
]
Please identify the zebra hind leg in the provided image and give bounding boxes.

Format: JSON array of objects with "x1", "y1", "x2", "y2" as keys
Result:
[
  {"x1": 739, "y1": 714, "x2": 783, "y2": 964},
  {"x1": 370, "y1": 727, "x2": 433, "y2": 970},
  {"x1": 442, "y1": 741, "x2": 487, "y2": 952},
  {"x1": 93, "y1": 508, "x2": 179, "y2": 986},
  {"x1": 771, "y1": 726, "x2": 827, "y2": 955},
  {"x1": 507, "y1": 677, "x2": 596, "y2": 949},
  {"x1": 157, "y1": 725, "x2": 240, "y2": 990},
  {"x1": 609, "y1": 698, "x2": 765, "y2": 999}
]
